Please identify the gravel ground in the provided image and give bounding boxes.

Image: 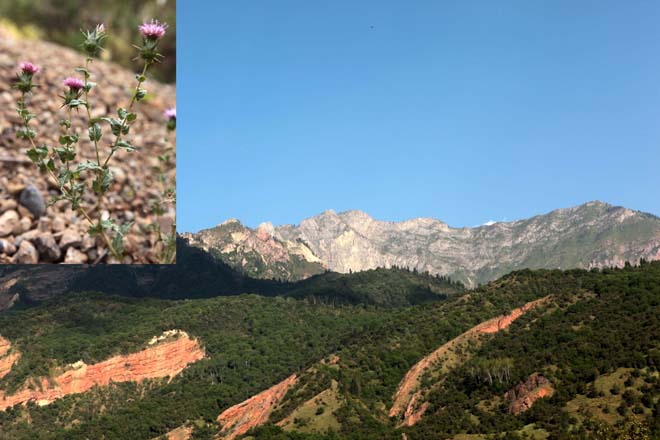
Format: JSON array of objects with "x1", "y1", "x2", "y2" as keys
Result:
[{"x1": 0, "y1": 26, "x2": 176, "y2": 264}]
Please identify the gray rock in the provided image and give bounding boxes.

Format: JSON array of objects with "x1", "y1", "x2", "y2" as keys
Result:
[
  {"x1": 52, "y1": 216, "x2": 67, "y2": 232},
  {"x1": 64, "y1": 247, "x2": 87, "y2": 264},
  {"x1": 0, "y1": 199, "x2": 17, "y2": 213},
  {"x1": 34, "y1": 233, "x2": 61, "y2": 262},
  {"x1": 59, "y1": 228, "x2": 82, "y2": 250},
  {"x1": 188, "y1": 201, "x2": 660, "y2": 287},
  {"x1": 0, "y1": 239, "x2": 16, "y2": 256},
  {"x1": 15, "y1": 240, "x2": 38, "y2": 264},
  {"x1": 0, "y1": 210, "x2": 19, "y2": 237},
  {"x1": 19, "y1": 185, "x2": 46, "y2": 218}
]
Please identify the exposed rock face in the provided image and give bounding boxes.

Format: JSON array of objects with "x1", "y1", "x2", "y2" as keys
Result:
[
  {"x1": 180, "y1": 219, "x2": 325, "y2": 281},
  {"x1": 0, "y1": 336, "x2": 19, "y2": 380},
  {"x1": 217, "y1": 373, "x2": 298, "y2": 440},
  {"x1": 0, "y1": 331, "x2": 204, "y2": 410},
  {"x1": 189, "y1": 202, "x2": 660, "y2": 287},
  {"x1": 505, "y1": 373, "x2": 554, "y2": 414},
  {"x1": 389, "y1": 296, "x2": 550, "y2": 426}
]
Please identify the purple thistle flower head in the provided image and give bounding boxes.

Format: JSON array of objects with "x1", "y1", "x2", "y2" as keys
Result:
[
  {"x1": 139, "y1": 19, "x2": 167, "y2": 40},
  {"x1": 63, "y1": 77, "x2": 85, "y2": 91},
  {"x1": 163, "y1": 107, "x2": 176, "y2": 120},
  {"x1": 19, "y1": 62, "x2": 40, "y2": 75}
]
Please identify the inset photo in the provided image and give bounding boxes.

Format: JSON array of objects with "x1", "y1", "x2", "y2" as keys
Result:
[{"x1": 0, "y1": 0, "x2": 176, "y2": 264}]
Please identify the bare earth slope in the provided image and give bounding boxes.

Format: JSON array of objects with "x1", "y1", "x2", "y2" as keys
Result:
[
  {"x1": 389, "y1": 296, "x2": 551, "y2": 426},
  {"x1": 185, "y1": 202, "x2": 660, "y2": 286},
  {"x1": 0, "y1": 330, "x2": 203, "y2": 410}
]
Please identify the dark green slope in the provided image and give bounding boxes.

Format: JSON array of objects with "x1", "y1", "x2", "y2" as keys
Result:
[
  {"x1": 1, "y1": 237, "x2": 462, "y2": 308},
  {"x1": 283, "y1": 267, "x2": 464, "y2": 307},
  {"x1": 250, "y1": 263, "x2": 660, "y2": 440}
]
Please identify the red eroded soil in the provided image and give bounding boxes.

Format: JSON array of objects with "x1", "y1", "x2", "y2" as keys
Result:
[
  {"x1": 504, "y1": 373, "x2": 554, "y2": 414},
  {"x1": 0, "y1": 332, "x2": 204, "y2": 410},
  {"x1": 390, "y1": 296, "x2": 550, "y2": 425},
  {"x1": 0, "y1": 336, "x2": 19, "y2": 380},
  {"x1": 217, "y1": 373, "x2": 298, "y2": 440}
]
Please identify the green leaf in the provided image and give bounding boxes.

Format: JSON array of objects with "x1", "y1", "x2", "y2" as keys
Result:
[
  {"x1": 126, "y1": 112, "x2": 137, "y2": 122},
  {"x1": 135, "y1": 88, "x2": 147, "y2": 101},
  {"x1": 92, "y1": 168, "x2": 113, "y2": 194},
  {"x1": 118, "y1": 108, "x2": 128, "y2": 119},
  {"x1": 76, "y1": 160, "x2": 102, "y2": 173},
  {"x1": 26, "y1": 148, "x2": 40, "y2": 163},
  {"x1": 58, "y1": 169, "x2": 72, "y2": 187},
  {"x1": 59, "y1": 134, "x2": 79, "y2": 146},
  {"x1": 116, "y1": 140, "x2": 137, "y2": 152},
  {"x1": 109, "y1": 118, "x2": 122, "y2": 136},
  {"x1": 54, "y1": 146, "x2": 75, "y2": 162},
  {"x1": 17, "y1": 127, "x2": 36, "y2": 140},
  {"x1": 88, "y1": 123, "x2": 102, "y2": 142},
  {"x1": 74, "y1": 67, "x2": 90, "y2": 79},
  {"x1": 67, "y1": 99, "x2": 83, "y2": 108}
]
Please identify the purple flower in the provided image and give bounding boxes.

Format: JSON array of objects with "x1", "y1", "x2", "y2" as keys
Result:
[
  {"x1": 139, "y1": 19, "x2": 167, "y2": 40},
  {"x1": 163, "y1": 107, "x2": 176, "y2": 120},
  {"x1": 63, "y1": 77, "x2": 85, "y2": 91},
  {"x1": 19, "y1": 62, "x2": 40, "y2": 75}
]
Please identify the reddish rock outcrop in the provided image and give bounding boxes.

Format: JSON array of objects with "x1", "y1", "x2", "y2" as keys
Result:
[
  {"x1": 390, "y1": 296, "x2": 550, "y2": 426},
  {"x1": 0, "y1": 336, "x2": 19, "y2": 380},
  {"x1": 217, "y1": 373, "x2": 298, "y2": 440},
  {"x1": 504, "y1": 373, "x2": 554, "y2": 414},
  {"x1": 0, "y1": 331, "x2": 204, "y2": 410}
]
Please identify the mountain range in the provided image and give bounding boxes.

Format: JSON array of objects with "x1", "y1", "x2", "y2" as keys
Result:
[
  {"x1": 0, "y1": 201, "x2": 659, "y2": 439},
  {"x1": 181, "y1": 201, "x2": 660, "y2": 286}
]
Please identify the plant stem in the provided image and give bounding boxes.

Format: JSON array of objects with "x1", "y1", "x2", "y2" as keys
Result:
[
  {"x1": 102, "y1": 61, "x2": 150, "y2": 168},
  {"x1": 81, "y1": 58, "x2": 121, "y2": 259},
  {"x1": 20, "y1": 90, "x2": 117, "y2": 260}
]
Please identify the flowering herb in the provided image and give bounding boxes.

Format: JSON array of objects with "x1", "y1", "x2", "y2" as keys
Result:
[
  {"x1": 150, "y1": 105, "x2": 177, "y2": 263},
  {"x1": 14, "y1": 20, "x2": 173, "y2": 262},
  {"x1": 164, "y1": 107, "x2": 176, "y2": 131}
]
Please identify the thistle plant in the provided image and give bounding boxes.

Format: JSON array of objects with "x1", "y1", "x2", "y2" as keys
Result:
[{"x1": 14, "y1": 20, "x2": 171, "y2": 262}]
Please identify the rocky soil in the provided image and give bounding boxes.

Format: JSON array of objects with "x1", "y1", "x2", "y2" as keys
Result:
[{"x1": 0, "y1": 26, "x2": 175, "y2": 264}]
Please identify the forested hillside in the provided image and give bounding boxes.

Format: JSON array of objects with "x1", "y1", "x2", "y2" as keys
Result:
[{"x1": 0, "y1": 263, "x2": 657, "y2": 439}]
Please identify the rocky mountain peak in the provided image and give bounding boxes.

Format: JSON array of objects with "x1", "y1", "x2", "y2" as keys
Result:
[{"x1": 187, "y1": 202, "x2": 660, "y2": 287}]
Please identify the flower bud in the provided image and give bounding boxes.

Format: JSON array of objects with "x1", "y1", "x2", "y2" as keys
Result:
[
  {"x1": 19, "y1": 62, "x2": 40, "y2": 76},
  {"x1": 63, "y1": 77, "x2": 85, "y2": 91},
  {"x1": 139, "y1": 19, "x2": 167, "y2": 40},
  {"x1": 81, "y1": 23, "x2": 107, "y2": 58},
  {"x1": 164, "y1": 107, "x2": 176, "y2": 131}
]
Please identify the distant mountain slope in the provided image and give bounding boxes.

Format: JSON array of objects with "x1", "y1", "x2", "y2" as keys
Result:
[
  {"x1": 184, "y1": 201, "x2": 660, "y2": 286},
  {"x1": 283, "y1": 267, "x2": 463, "y2": 307},
  {"x1": 0, "y1": 238, "x2": 460, "y2": 310},
  {"x1": 180, "y1": 220, "x2": 326, "y2": 281}
]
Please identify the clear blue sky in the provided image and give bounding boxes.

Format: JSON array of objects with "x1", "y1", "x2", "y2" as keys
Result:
[{"x1": 178, "y1": 1, "x2": 660, "y2": 232}]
